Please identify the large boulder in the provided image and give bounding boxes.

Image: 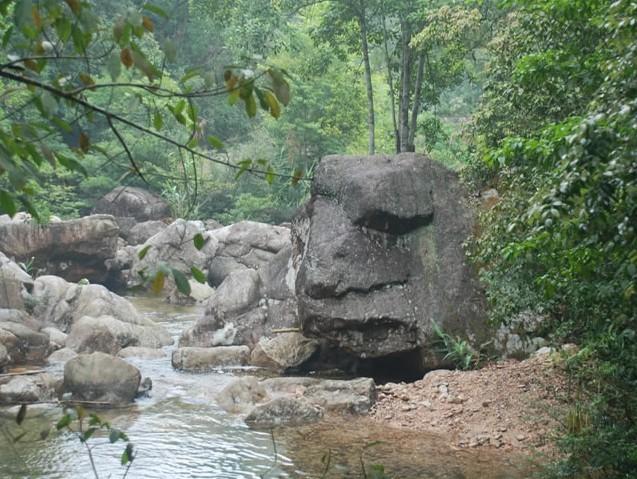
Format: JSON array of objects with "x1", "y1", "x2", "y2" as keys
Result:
[
  {"x1": 180, "y1": 246, "x2": 300, "y2": 349},
  {"x1": 293, "y1": 154, "x2": 488, "y2": 369},
  {"x1": 64, "y1": 352, "x2": 141, "y2": 404},
  {"x1": 0, "y1": 215, "x2": 119, "y2": 283},
  {"x1": 31, "y1": 276, "x2": 170, "y2": 338},
  {"x1": 94, "y1": 186, "x2": 171, "y2": 221},
  {"x1": 66, "y1": 315, "x2": 172, "y2": 354}
]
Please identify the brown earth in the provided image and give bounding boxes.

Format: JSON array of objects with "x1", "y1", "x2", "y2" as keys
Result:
[{"x1": 369, "y1": 351, "x2": 571, "y2": 454}]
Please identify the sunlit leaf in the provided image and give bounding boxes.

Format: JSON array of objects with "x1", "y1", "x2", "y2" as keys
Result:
[
  {"x1": 150, "y1": 270, "x2": 165, "y2": 293},
  {"x1": 191, "y1": 266, "x2": 207, "y2": 284},
  {"x1": 206, "y1": 136, "x2": 224, "y2": 149},
  {"x1": 137, "y1": 244, "x2": 151, "y2": 260},
  {"x1": 171, "y1": 268, "x2": 191, "y2": 296}
]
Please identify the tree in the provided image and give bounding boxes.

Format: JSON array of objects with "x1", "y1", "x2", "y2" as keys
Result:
[{"x1": 0, "y1": 0, "x2": 293, "y2": 219}]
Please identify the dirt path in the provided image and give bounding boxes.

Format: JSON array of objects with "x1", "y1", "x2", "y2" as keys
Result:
[{"x1": 369, "y1": 351, "x2": 570, "y2": 454}]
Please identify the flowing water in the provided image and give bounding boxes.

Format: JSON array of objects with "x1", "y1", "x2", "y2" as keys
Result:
[{"x1": 0, "y1": 297, "x2": 537, "y2": 478}]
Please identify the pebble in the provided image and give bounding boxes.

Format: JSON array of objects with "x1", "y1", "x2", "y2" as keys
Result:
[{"x1": 516, "y1": 434, "x2": 526, "y2": 441}]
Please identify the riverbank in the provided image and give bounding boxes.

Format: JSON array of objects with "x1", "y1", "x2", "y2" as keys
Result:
[{"x1": 369, "y1": 351, "x2": 569, "y2": 454}]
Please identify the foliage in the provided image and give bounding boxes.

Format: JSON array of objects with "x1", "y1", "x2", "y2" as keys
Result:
[
  {"x1": 431, "y1": 322, "x2": 480, "y2": 370},
  {"x1": 467, "y1": 0, "x2": 637, "y2": 476}
]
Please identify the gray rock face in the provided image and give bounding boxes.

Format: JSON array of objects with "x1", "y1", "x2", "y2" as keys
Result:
[
  {"x1": 94, "y1": 187, "x2": 171, "y2": 221},
  {"x1": 180, "y1": 242, "x2": 299, "y2": 350},
  {"x1": 126, "y1": 220, "x2": 167, "y2": 245},
  {"x1": 66, "y1": 315, "x2": 172, "y2": 354},
  {"x1": 293, "y1": 154, "x2": 488, "y2": 367},
  {"x1": 171, "y1": 346, "x2": 250, "y2": 371},
  {"x1": 0, "y1": 215, "x2": 119, "y2": 283},
  {"x1": 245, "y1": 397, "x2": 324, "y2": 429},
  {"x1": 42, "y1": 327, "x2": 67, "y2": 348},
  {"x1": 64, "y1": 352, "x2": 141, "y2": 404},
  {"x1": 0, "y1": 343, "x2": 8, "y2": 369},
  {"x1": 47, "y1": 347, "x2": 78, "y2": 364},
  {"x1": 0, "y1": 373, "x2": 61, "y2": 405}
]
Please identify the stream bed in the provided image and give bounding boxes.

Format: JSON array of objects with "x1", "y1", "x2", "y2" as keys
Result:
[{"x1": 0, "y1": 297, "x2": 536, "y2": 478}]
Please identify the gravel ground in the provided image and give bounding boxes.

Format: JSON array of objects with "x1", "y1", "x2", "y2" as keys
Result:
[{"x1": 369, "y1": 351, "x2": 570, "y2": 454}]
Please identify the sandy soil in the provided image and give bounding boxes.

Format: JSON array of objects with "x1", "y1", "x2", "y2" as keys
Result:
[{"x1": 369, "y1": 351, "x2": 570, "y2": 454}]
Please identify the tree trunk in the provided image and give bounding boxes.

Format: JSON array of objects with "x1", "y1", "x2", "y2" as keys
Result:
[
  {"x1": 407, "y1": 51, "x2": 426, "y2": 152},
  {"x1": 398, "y1": 18, "x2": 412, "y2": 153},
  {"x1": 382, "y1": 14, "x2": 400, "y2": 153},
  {"x1": 358, "y1": 6, "x2": 375, "y2": 155}
]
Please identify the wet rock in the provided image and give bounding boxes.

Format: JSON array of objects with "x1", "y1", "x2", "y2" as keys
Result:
[
  {"x1": 47, "y1": 347, "x2": 78, "y2": 364},
  {"x1": 42, "y1": 327, "x2": 67, "y2": 348},
  {"x1": 117, "y1": 347, "x2": 166, "y2": 359},
  {"x1": 66, "y1": 315, "x2": 172, "y2": 354},
  {"x1": 0, "y1": 215, "x2": 119, "y2": 283},
  {"x1": 171, "y1": 346, "x2": 250, "y2": 371},
  {"x1": 136, "y1": 377, "x2": 152, "y2": 398},
  {"x1": 262, "y1": 377, "x2": 376, "y2": 414},
  {"x1": 293, "y1": 153, "x2": 488, "y2": 365},
  {"x1": 245, "y1": 397, "x2": 323, "y2": 428},
  {"x1": 94, "y1": 187, "x2": 171, "y2": 221},
  {"x1": 250, "y1": 332, "x2": 318, "y2": 370},
  {"x1": 0, "y1": 373, "x2": 61, "y2": 405},
  {"x1": 64, "y1": 352, "x2": 141, "y2": 404},
  {"x1": 216, "y1": 376, "x2": 269, "y2": 414}
]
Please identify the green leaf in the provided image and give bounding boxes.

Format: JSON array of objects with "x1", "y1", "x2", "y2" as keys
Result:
[
  {"x1": 16, "y1": 404, "x2": 27, "y2": 425},
  {"x1": 81, "y1": 427, "x2": 97, "y2": 442},
  {"x1": 137, "y1": 245, "x2": 151, "y2": 260},
  {"x1": 150, "y1": 270, "x2": 165, "y2": 293},
  {"x1": 193, "y1": 233, "x2": 206, "y2": 250},
  {"x1": 191, "y1": 266, "x2": 206, "y2": 284},
  {"x1": 55, "y1": 154, "x2": 87, "y2": 176},
  {"x1": 235, "y1": 159, "x2": 252, "y2": 179},
  {"x1": 245, "y1": 93, "x2": 257, "y2": 118},
  {"x1": 143, "y1": 3, "x2": 168, "y2": 19},
  {"x1": 109, "y1": 428, "x2": 121, "y2": 443},
  {"x1": 1, "y1": 25, "x2": 13, "y2": 48},
  {"x1": 0, "y1": 190, "x2": 17, "y2": 217},
  {"x1": 269, "y1": 69, "x2": 290, "y2": 106},
  {"x1": 206, "y1": 136, "x2": 224, "y2": 149},
  {"x1": 121, "y1": 443, "x2": 134, "y2": 465},
  {"x1": 56, "y1": 414, "x2": 72, "y2": 430},
  {"x1": 153, "y1": 112, "x2": 163, "y2": 131},
  {"x1": 171, "y1": 268, "x2": 191, "y2": 296},
  {"x1": 265, "y1": 165, "x2": 275, "y2": 185}
]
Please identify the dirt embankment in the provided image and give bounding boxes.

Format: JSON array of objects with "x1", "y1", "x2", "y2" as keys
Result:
[{"x1": 370, "y1": 351, "x2": 570, "y2": 453}]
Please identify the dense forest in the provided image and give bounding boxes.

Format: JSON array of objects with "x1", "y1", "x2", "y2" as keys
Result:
[{"x1": 0, "y1": 0, "x2": 635, "y2": 478}]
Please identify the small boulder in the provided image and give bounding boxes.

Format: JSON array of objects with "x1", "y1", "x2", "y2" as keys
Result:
[
  {"x1": 171, "y1": 346, "x2": 250, "y2": 371},
  {"x1": 42, "y1": 327, "x2": 67, "y2": 348},
  {"x1": 0, "y1": 373, "x2": 61, "y2": 405},
  {"x1": 94, "y1": 187, "x2": 171, "y2": 221},
  {"x1": 0, "y1": 321, "x2": 50, "y2": 363},
  {"x1": 245, "y1": 397, "x2": 323, "y2": 428},
  {"x1": 250, "y1": 332, "x2": 318, "y2": 370},
  {"x1": 217, "y1": 376, "x2": 270, "y2": 414},
  {"x1": 126, "y1": 220, "x2": 167, "y2": 245},
  {"x1": 64, "y1": 352, "x2": 141, "y2": 405}
]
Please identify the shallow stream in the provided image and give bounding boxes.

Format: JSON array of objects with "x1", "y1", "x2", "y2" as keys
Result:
[{"x1": 0, "y1": 297, "x2": 535, "y2": 478}]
